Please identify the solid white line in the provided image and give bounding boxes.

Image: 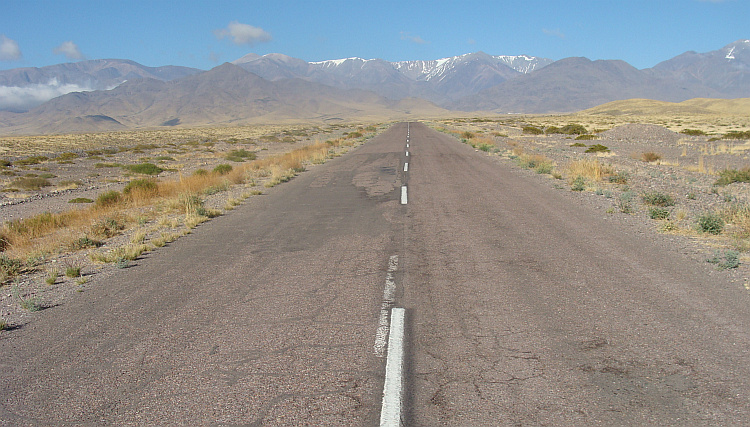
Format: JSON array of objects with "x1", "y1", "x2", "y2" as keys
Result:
[
  {"x1": 403, "y1": 163, "x2": 408, "y2": 172},
  {"x1": 374, "y1": 255, "x2": 399, "y2": 357},
  {"x1": 400, "y1": 186, "x2": 407, "y2": 205},
  {"x1": 380, "y1": 307, "x2": 406, "y2": 427}
]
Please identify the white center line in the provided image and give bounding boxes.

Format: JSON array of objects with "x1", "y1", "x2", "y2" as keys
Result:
[
  {"x1": 405, "y1": 151, "x2": 409, "y2": 157},
  {"x1": 400, "y1": 186, "x2": 407, "y2": 205},
  {"x1": 403, "y1": 162, "x2": 408, "y2": 172},
  {"x1": 406, "y1": 143, "x2": 409, "y2": 148},
  {"x1": 374, "y1": 255, "x2": 399, "y2": 357},
  {"x1": 380, "y1": 307, "x2": 406, "y2": 427}
]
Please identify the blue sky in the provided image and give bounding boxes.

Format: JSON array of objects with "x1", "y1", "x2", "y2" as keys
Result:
[{"x1": 0, "y1": 0, "x2": 747, "y2": 71}]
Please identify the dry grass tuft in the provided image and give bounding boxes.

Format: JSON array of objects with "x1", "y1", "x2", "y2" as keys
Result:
[{"x1": 566, "y1": 158, "x2": 615, "y2": 182}]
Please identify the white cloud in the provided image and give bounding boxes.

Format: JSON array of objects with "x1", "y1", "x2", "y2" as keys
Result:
[
  {"x1": 400, "y1": 31, "x2": 428, "y2": 45},
  {"x1": 0, "y1": 35, "x2": 22, "y2": 61},
  {"x1": 0, "y1": 79, "x2": 95, "y2": 112},
  {"x1": 214, "y1": 21, "x2": 271, "y2": 45},
  {"x1": 542, "y1": 28, "x2": 565, "y2": 39},
  {"x1": 53, "y1": 41, "x2": 86, "y2": 60}
]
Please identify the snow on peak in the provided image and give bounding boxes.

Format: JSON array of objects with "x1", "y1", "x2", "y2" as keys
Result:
[{"x1": 309, "y1": 57, "x2": 373, "y2": 67}]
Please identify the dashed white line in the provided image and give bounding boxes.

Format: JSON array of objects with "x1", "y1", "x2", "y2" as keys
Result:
[
  {"x1": 405, "y1": 151, "x2": 409, "y2": 157},
  {"x1": 400, "y1": 186, "x2": 407, "y2": 205},
  {"x1": 380, "y1": 307, "x2": 406, "y2": 427},
  {"x1": 374, "y1": 255, "x2": 399, "y2": 357},
  {"x1": 406, "y1": 143, "x2": 409, "y2": 148},
  {"x1": 403, "y1": 162, "x2": 408, "y2": 172}
]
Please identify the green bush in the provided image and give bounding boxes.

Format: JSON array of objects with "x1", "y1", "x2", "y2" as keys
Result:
[
  {"x1": 123, "y1": 178, "x2": 158, "y2": 195},
  {"x1": 213, "y1": 164, "x2": 233, "y2": 175},
  {"x1": 696, "y1": 213, "x2": 724, "y2": 234},
  {"x1": 707, "y1": 250, "x2": 740, "y2": 269},
  {"x1": 544, "y1": 126, "x2": 562, "y2": 134},
  {"x1": 14, "y1": 156, "x2": 48, "y2": 166},
  {"x1": 225, "y1": 149, "x2": 256, "y2": 162},
  {"x1": 522, "y1": 126, "x2": 543, "y2": 135},
  {"x1": 68, "y1": 197, "x2": 94, "y2": 204},
  {"x1": 95, "y1": 190, "x2": 122, "y2": 207},
  {"x1": 642, "y1": 191, "x2": 675, "y2": 207},
  {"x1": 0, "y1": 255, "x2": 23, "y2": 282},
  {"x1": 648, "y1": 207, "x2": 671, "y2": 220},
  {"x1": 10, "y1": 177, "x2": 51, "y2": 190},
  {"x1": 571, "y1": 176, "x2": 586, "y2": 191},
  {"x1": 124, "y1": 163, "x2": 163, "y2": 175},
  {"x1": 722, "y1": 130, "x2": 750, "y2": 140},
  {"x1": 681, "y1": 129, "x2": 706, "y2": 136},
  {"x1": 560, "y1": 124, "x2": 588, "y2": 135},
  {"x1": 585, "y1": 144, "x2": 610, "y2": 153},
  {"x1": 607, "y1": 171, "x2": 629, "y2": 184},
  {"x1": 575, "y1": 134, "x2": 598, "y2": 140},
  {"x1": 570, "y1": 142, "x2": 587, "y2": 147},
  {"x1": 715, "y1": 168, "x2": 750, "y2": 186}
]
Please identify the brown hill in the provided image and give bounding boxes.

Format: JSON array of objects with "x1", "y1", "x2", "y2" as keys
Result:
[{"x1": 0, "y1": 63, "x2": 451, "y2": 135}]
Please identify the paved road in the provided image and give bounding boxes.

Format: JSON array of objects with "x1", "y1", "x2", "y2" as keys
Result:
[{"x1": 2, "y1": 122, "x2": 750, "y2": 425}]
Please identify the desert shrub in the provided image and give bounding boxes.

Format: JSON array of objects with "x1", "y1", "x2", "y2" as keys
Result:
[
  {"x1": 10, "y1": 177, "x2": 51, "y2": 190},
  {"x1": 681, "y1": 129, "x2": 706, "y2": 136},
  {"x1": 642, "y1": 191, "x2": 675, "y2": 207},
  {"x1": 0, "y1": 255, "x2": 23, "y2": 282},
  {"x1": 570, "y1": 142, "x2": 587, "y2": 147},
  {"x1": 696, "y1": 212, "x2": 724, "y2": 234},
  {"x1": 123, "y1": 178, "x2": 158, "y2": 196},
  {"x1": 90, "y1": 218, "x2": 124, "y2": 238},
  {"x1": 69, "y1": 236, "x2": 102, "y2": 250},
  {"x1": 585, "y1": 144, "x2": 610, "y2": 153},
  {"x1": 95, "y1": 190, "x2": 122, "y2": 208},
  {"x1": 517, "y1": 153, "x2": 552, "y2": 170},
  {"x1": 560, "y1": 124, "x2": 588, "y2": 135},
  {"x1": 14, "y1": 156, "x2": 48, "y2": 166},
  {"x1": 544, "y1": 126, "x2": 562, "y2": 134},
  {"x1": 571, "y1": 176, "x2": 586, "y2": 191},
  {"x1": 124, "y1": 163, "x2": 163, "y2": 175},
  {"x1": 213, "y1": 164, "x2": 233, "y2": 175},
  {"x1": 618, "y1": 191, "x2": 635, "y2": 213},
  {"x1": 649, "y1": 207, "x2": 671, "y2": 220},
  {"x1": 715, "y1": 168, "x2": 750, "y2": 186},
  {"x1": 641, "y1": 152, "x2": 661, "y2": 162},
  {"x1": 95, "y1": 162, "x2": 122, "y2": 168},
  {"x1": 722, "y1": 131, "x2": 750, "y2": 140},
  {"x1": 522, "y1": 126, "x2": 543, "y2": 135},
  {"x1": 707, "y1": 250, "x2": 740, "y2": 269},
  {"x1": 347, "y1": 131, "x2": 363, "y2": 139},
  {"x1": 607, "y1": 171, "x2": 629, "y2": 184},
  {"x1": 0, "y1": 159, "x2": 11, "y2": 167},
  {"x1": 192, "y1": 169, "x2": 208, "y2": 176},
  {"x1": 225, "y1": 149, "x2": 256, "y2": 162},
  {"x1": 154, "y1": 156, "x2": 175, "y2": 161},
  {"x1": 56, "y1": 152, "x2": 79, "y2": 161},
  {"x1": 575, "y1": 135, "x2": 598, "y2": 140},
  {"x1": 68, "y1": 197, "x2": 94, "y2": 204}
]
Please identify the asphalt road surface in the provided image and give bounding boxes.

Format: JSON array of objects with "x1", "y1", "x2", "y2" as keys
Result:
[{"x1": 3, "y1": 122, "x2": 750, "y2": 426}]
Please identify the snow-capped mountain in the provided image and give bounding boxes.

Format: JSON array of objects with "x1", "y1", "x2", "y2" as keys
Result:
[
  {"x1": 233, "y1": 51, "x2": 552, "y2": 105},
  {"x1": 648, "y1": 40, "x2": 750, "y2": 96}
]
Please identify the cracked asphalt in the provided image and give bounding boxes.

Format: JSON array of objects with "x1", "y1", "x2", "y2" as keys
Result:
[
  {"x1": 402, "y1": 123, "x2": 750, "y2": 425},
  {"x1": 2, "y1": 122, "x2": 750, "y2": 425}
]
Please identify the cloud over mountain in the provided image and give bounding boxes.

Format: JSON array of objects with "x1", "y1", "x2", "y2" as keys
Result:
[
  {"x1": 53, "y1": 41, "x2": 86, "y2": 60},
  {"x1": 214, "y1": 21, "x2": 272, "y2": 46}
]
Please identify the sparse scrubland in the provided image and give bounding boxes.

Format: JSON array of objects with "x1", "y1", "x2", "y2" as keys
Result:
[
  {"x1": 433, "y1": 99, "x2": 750, "y2": 282},
  {"x1": 0, "y1": 123, "x2": 380, "y2": 325}
]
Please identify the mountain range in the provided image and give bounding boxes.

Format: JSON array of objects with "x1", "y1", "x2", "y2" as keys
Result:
[{"x1": 0, "y1": 40, "x2": 748, "y2": 134}]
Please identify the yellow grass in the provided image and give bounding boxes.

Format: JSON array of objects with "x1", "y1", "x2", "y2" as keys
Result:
[{"x1": 566, "y1": 158, "x2": 614, "y2": 182}]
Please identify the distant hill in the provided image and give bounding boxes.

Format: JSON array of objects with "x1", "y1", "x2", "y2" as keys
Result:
[
  {"x1": 0, "y1": 63, "x2": 451, "y2": 134},
  {"x1": 580, "y1": 97, "x2": 750, "y2": 117},
  {"x1": 0, "y1": 59, "x2": 201, "y2": 112}
]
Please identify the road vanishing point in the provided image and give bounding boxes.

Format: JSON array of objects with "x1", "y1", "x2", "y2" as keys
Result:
[{"x1": 3, "y1": 123, "x2": 750, "y2": 425}]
